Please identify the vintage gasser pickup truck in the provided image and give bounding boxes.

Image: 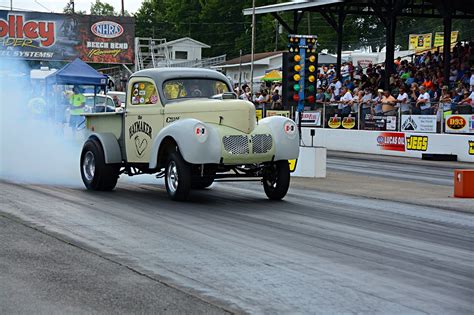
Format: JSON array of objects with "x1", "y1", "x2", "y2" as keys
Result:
[{"x1": 80, "y1": 68, "x2": 299, "y2": 201}]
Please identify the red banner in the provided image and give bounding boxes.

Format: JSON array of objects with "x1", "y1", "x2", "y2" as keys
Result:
[{"x1": 0, "y1": 10, "x2": 135, "y2": 64}]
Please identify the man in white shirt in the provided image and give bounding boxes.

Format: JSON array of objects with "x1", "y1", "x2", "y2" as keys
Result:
[
  {"x1": 416, "y1": 85, "x2": 432, "y2": 115},
  {"x1": 329, "y1": 77, "x2": 342, "y2": 96},
  {"x1": 396, "y1": 86, "x2": 410, "y2": 114},
  {"x1": 339, "y1": 86, "x2": 353, "y2": 116}
]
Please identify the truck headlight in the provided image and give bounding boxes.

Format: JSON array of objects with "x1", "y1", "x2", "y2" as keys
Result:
[{"x1": 194, "y1": 123, "x2": 208, "y2": 143}]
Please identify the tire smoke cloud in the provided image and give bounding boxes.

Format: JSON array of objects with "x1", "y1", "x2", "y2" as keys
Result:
[{"x1": 0, "y1": 58, "x2": 83, "y2": 186}]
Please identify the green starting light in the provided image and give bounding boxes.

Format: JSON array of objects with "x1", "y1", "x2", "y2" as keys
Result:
[
  {"x1": 307, "y1": 85, "x2": 315, "y2": 93},
  {"x1": 293, "y1": 84, "x2": 300, "y2": 92}
]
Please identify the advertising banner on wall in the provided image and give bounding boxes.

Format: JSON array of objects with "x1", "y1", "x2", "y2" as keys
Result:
[
  {"x1": 0, "y1": 10, "x2": 134, "y2": 64},
  {"x1": 267, "y1": 110, "x2": 290, "y2": 117},
  {"x1": 326, "y1": 115, "x2": 357, "y2": 129},
  {"x1": 433, "y1": 31, "x2": 458, "y2": 48},
  {"x1": 376, "y1": 132, "x2": 405, "y2": 152},
  {"x1": 296, "y1": 111, "x2": 321, "y2": 127},
  {"x1": 363, "y1": 115, "x2": 397, "y2": 131},
  {"x1": 401, "y1": 115, "x2": 437, "y2": 133},
  {"x1": 408, "y1": 33, "x2": 432, "y2": 51},
  {"x1": 444, "y1": 114, "x2": 474, "y2": 134}
]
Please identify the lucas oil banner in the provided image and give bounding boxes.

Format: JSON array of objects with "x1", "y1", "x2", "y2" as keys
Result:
[{"x1": 0, "y1": 10, "x2": 134, "y2": 64}]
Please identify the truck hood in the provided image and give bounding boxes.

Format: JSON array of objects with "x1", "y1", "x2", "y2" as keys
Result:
[{"x1": 164, "y1": 99, "x2": 256, "y2": 134}]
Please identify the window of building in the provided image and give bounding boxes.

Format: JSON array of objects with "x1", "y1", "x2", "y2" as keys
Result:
[{"x1": 175, "y1": 51, "x2": 188, "y2": 60}]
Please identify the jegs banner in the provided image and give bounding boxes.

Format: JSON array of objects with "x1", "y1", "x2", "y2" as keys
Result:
[{"x1": 0, "y1": 10, "x2": 134, "y2": 64}]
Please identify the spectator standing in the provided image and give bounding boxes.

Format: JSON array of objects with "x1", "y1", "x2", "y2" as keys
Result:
[
  {"x1": 416, "y1": 86, "x2": 432, "y2": 115},
  {"x1": 381, "y1": 90, "x2": 397, "y2": 116},
  {"x1": 372, "y1": 89, "x2": 384, "y2": 115},
  {"x1": 456, "y1": 90, "x2": 473, "y2": 114},
  {"x1": 410, "y1": 83, "x2": 420, "y2": 114},
  {"x1": 329, "y1": 77, "x2": 342, "y2": 96},
  {"x1": 271, "y1": 90, "x2": 281, "y2": 109},
  {"x1": 438, "y1": 86, "x2": 453, "y2": 120},
  {"x1": 396, "y1": 86, "x2": 410, "y2": 115},
  {"x1": 339, "y1": 86, "x2": 353, "y2": 117}
]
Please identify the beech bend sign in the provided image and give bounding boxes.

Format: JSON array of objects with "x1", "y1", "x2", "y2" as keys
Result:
[{"x1": 0, "y1": 11, "x2": 135, "y2": 64}]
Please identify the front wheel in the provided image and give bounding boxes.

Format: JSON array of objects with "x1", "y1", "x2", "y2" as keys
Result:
[
  {"x1": 263, "y1": 161, "x2": 290, "y2": 200},
  {"x1": 165, "y1": 151, "x2": 192, "y2": 201}
]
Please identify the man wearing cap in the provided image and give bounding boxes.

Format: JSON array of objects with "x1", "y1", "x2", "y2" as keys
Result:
[{"x1": 339, "y1": 86, "x2": 353, "y2": 117}]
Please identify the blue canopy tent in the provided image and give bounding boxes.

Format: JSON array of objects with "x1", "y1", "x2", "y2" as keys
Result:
[
  {"x1": 46, "y1": 59, "x2": 109, "y2": 123},
  {"x1": 45, "y1": 58, "x2": 108, "y2": 86}
]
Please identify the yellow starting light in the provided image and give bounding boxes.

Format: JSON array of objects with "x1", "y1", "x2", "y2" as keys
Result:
[
  {"x1": 294, "y1": 64, "x2": 302, "y2": 71},
  {"x1": 294, "y1": 54, "x2": 301, "y2": 62},
  {"x1": 309, "y1": 55, "x2": 316, "y2": 63},
  {"x1": 293, "y1": 73, "x2": 301, "y2": 81},
  {"x1": 308, "y1": 65, "x2": 315, "y2": 72},
  {"x1": 308, "y1": 75, "x2": 315, "y2": 83},
  {"x1": 290, "y1": 37, "x2": 294, "y2": 42}
]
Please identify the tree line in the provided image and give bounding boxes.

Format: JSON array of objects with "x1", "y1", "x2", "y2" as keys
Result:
[{"x1": 69, "y1": 0, "x2": 473, "y2": 60}]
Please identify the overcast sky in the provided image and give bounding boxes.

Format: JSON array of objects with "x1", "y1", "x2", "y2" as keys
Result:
[{"x1": 0, "y1": 0, "x2": 143, "y2": 14}]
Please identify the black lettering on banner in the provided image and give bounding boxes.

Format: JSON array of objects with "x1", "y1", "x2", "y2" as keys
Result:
[{"x1": 406, "y1": 135, "x2": 428, "y2": 151}]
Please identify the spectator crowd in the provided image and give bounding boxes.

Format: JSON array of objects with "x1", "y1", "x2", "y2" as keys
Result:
[{"x1": 234, "y1": 41, "x2": 474, "y2": 124}]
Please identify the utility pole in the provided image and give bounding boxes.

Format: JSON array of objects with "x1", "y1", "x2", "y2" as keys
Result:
[
  {"x1": 10, "y1": 0, "x2": 12, "y2": 10},
  {"x1": 250, "y1": 0, "x2": 256, "y2": 100},
  {"x1": 238, "y1": 49, "x2": 243, "y2": 90},
  {"x1": 121, "y1": 0, "x2": 124, "y2": 16},
  {"x1": 275, "y1": 20, "x2": 278, "y2": 51}
]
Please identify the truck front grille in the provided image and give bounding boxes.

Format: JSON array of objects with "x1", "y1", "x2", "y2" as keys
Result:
[
  {"x1": 223, "y1": 135, "x2": 249, "y2": 155},
  {"x1": 251, "y1": 134, "x2": 273, "y2": 154}
]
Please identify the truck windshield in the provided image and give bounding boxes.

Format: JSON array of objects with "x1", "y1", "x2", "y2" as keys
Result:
[{"x1": 163, "y1": 79, "x2": 230, "y2": 101}]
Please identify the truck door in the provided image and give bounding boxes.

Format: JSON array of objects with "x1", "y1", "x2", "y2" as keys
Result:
[{"x1": 124, "y1": 77, "x2": 164, "y2": 163}]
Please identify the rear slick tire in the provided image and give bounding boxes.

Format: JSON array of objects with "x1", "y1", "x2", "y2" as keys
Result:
[
  {"x1": 80, "y1": 139, "x2": 120, "y2": 191},
  {"x1": 165, "y1": 151, "x2": 192, "y2": 201},
  {"x1": 263, "y1": 160, "x2": 290, "y2": 200}
]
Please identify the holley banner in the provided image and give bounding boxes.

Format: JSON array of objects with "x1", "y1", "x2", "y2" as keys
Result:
[{"x1": 0, "y1": 10, "x2": 135, "y2": 64}]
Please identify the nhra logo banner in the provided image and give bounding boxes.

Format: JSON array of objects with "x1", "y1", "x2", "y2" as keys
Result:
[{"x1": 0, "y1": 10, "x2": 134, "y2": 64}]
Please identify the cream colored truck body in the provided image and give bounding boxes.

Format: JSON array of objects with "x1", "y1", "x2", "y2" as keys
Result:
[
  {"x1": 80, "y1": 68, "x2": 299, "y2": 200},
  {"x1": 83, "y1": 68, "x2": 299, "y2": 168}
]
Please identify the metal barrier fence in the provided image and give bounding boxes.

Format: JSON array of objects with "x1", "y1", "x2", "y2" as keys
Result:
[{"x1": 255, "y1": 101, "x2": 473, "y2": 135}]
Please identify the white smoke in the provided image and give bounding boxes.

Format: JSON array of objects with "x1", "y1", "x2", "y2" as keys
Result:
[{"x1": 0, "y1": 57, "x2": 83, "y2": 186}]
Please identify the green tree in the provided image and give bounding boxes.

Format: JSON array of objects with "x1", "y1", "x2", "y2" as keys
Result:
[{"x1": 90, "y1": 0, "x2": 117, "y2": 16}]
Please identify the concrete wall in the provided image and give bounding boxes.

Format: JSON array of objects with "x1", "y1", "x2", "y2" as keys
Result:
[{"x1": 300, "y1": 128, "x2": 474, "y2": 163}]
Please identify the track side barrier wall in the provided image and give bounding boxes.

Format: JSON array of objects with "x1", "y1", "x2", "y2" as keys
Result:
[{"x1": 300, "y1": 128, "x2": 474, "y2": 162}]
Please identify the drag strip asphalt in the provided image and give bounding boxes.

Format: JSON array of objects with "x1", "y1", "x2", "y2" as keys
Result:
[
  {"x1": 1, "y1": 175, "x2": 473, "y2": 314},
  {"x1": 326, "y1": 151, "x2": 472, "y2": 186}
]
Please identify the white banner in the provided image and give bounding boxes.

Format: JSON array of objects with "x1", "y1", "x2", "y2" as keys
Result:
[
  {"x1": 445, "y1": 114, "x2": 474, "y2": 134},
  {"x1": 297, "y1": 111, "x2": 321, "y2": 127},
  {"x1": 401, "y1": 115, "x2": 437, "y2": 133}
]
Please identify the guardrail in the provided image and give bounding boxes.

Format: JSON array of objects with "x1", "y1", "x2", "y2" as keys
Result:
[{"x1": 254, "y1": 101, "x2": 473, "y2": 135}]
